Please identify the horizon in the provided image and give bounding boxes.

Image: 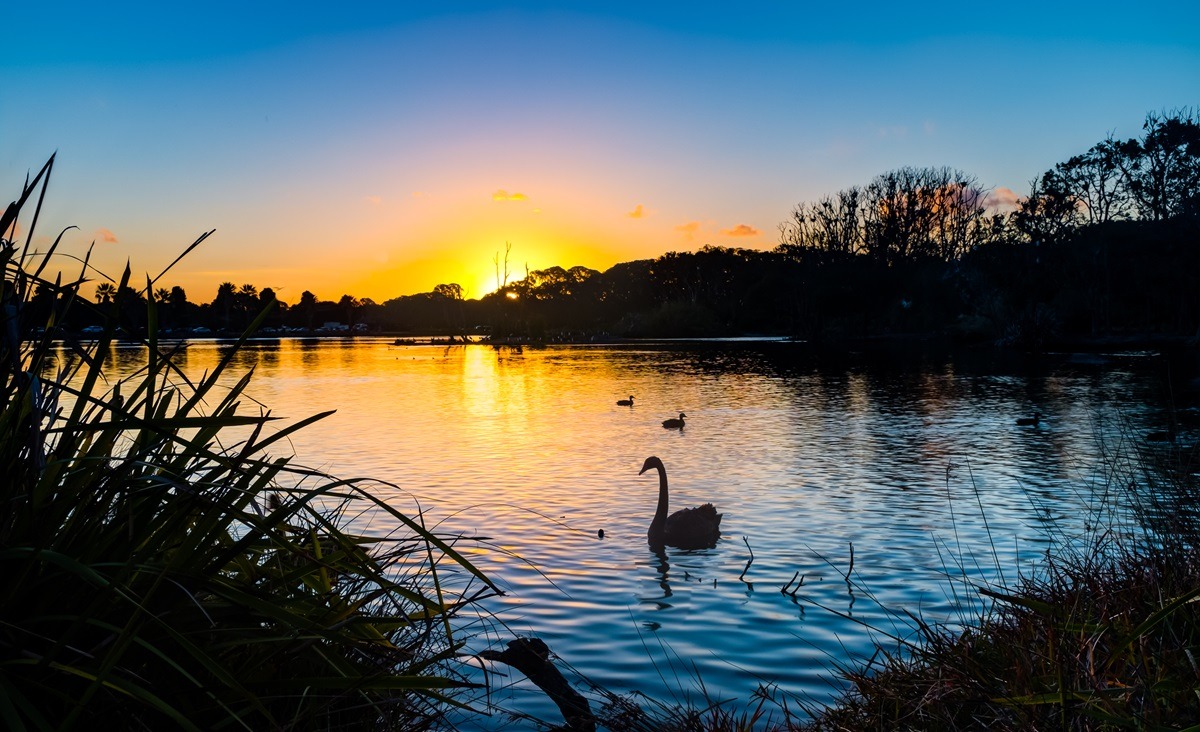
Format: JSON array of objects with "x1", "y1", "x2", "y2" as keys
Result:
[{"x1": 3, "y1": 1, "x2": 1198, "y2": 303}]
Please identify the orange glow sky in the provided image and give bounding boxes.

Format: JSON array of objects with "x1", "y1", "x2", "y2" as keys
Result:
[{"x1": 4, "y1": 3, "x2": 1197, "y2": 304}]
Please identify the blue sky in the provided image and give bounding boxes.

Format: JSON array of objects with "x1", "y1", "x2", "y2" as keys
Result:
[{"x1": 4, "y1": 2, "x2": 1198, "y2": 300}]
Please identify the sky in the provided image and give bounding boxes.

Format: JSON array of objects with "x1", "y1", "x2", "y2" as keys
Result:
[{"x1": 3, "y1": 1, "x2": 1198, "y2": 303}]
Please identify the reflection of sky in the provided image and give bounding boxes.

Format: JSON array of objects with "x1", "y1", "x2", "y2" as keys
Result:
[
  {"x1": 72, "y1": 337, "x2": 1191, "y2": 720},
  {"x1": 5, "y1": 2, "x2": 1198, "y2": 303}
]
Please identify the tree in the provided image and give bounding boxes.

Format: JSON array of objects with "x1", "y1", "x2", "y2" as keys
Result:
[
  {"x1": 781, "y1": 168, "x2": 989, "y2": 265},
  {"x1": 94, "y1": 283, "x2": 117, "y2": 304},
  {"x1": 153, "y1": 287, "x2": 171, "y2": 304},
  {"x1": 1013, "y1": 170, "x2": 1082, "y2": 245},
  {"x1": 432, "y1": 283, "x2": 463, "y2": 300},
  {"x1": 859, "y1": 167, "x2": 988, "y2": 264},
  {"x1": 494, "y1": 242, "x2": 512, "y2": 291},
  {"x1": 1110, "y1": 108, "x2": 1200, "y2": 221},
  {"x1": 213, "y1": 282, "x2": 236, "y2": 329},
  {"x1": 298, "y1": 290, "x2": 317, "y2": 330},
  {"x1": 779, "y1": 186, "x2": 864, "y2": 261},
  {"x1": 1054, "y1": 142, "x2": 1129, "y2": 225},
  {"x1": 338, "y1": 294, "x2": 361, "y2": 330}
]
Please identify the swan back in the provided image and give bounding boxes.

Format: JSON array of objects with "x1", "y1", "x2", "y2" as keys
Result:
[{"x1": 640, "y1": 456, "x2": 720, "y2": 549}]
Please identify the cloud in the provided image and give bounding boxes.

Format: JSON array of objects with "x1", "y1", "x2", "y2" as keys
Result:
[
  {"x1": 983, "y1": 186, "x2": 1021, "y2": 211},
  {"x1": 492, "y1": 190, "x2": 528, "y2": 202},
  {"x1": 877, "y1": 125, "x2": 909, "y2": 139},
  {"x1": 627, "y1": 204, "x2": 646, "y2": 219},
  {"x1": 675, "y1": 221, "x2": 701, "y2": 240},
  {"x1": 923, "y1": 119, "x2": 937, "y2": 136},
  {"x1": 722, "y1": 224, "x2": 759, "y2": 237},
  {"x1": 366, "y1": 195, "x2": 382, "y2": 206},
  {"x1": 96, "y1": 227, "x2": 118, "y2": 243}
]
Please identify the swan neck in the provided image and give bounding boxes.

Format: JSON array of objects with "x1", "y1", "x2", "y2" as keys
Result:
[{"x1": 650, "y1": 462, "x2": 669, "y2": 532}]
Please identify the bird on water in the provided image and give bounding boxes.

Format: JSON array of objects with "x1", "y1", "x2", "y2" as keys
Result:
[
  {"x1": 1016, "y1": 413, "x2": 1041, "y2": 426},
  {"x1": 617, "y1": 395, "x2": 634, "y2": 406},
  {"x1": 640, "y1": 456, "x2": 721, "y2": 549},
  {"x1": 662, "y1": 412, "x2": 686, "y2": 429}
]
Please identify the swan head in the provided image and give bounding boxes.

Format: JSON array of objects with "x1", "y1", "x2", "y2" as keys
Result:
[{"x1": 639, "y1": 456, "x2": 664, "y2": 475}]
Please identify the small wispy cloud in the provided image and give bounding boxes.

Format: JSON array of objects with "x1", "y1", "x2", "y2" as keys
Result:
[
  {"x1": 412, "y1": 191, "x2": 426, "y2": 198},
  {"x1": 722, "y1": 224, "x2": 759, "y2": 237},
  {"x1": 983, "y1": 186, "x2": 1021, "y2": 211},
  {"x1": 366, "y1": 195, "x2": 382, "y2": 206},
  {"x1": 675, "y1": 221, "x2": 701, "y2": 240},
  {"x1": 627, "y1": 204, "x2": 646, "y2": 219},
  {"x1": 96, "y1": 227, "x2": 118, "y2": 243},
  {"x1": 877, "y1": 125, "x2": 909, "y2": 139},
  {"x1": 493, "y1": 190, "x2": 528, "y2": 202},
  {"x1": 923, "y1": 119, "x2": 937, "y2": 136}
]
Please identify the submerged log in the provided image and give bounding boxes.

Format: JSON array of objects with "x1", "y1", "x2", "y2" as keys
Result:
[{"x1": 480, "y1": 637, "x2": 595, "y2": 731}]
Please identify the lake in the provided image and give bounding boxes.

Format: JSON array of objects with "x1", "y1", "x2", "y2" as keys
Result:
[{"x1": 99, "y1": 337, "x2": 1196, "y2": 727}]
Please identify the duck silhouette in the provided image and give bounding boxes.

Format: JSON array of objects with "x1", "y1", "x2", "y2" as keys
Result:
[
  {"x1": 640, "y1": 456, "x2": 721, "y2": 549},
  {"x1": 617, "y1": 395, "x2": 634, "y2": 406},
  {"x1": 662, "y1": 412, "x2": 686, "y2": 429}
]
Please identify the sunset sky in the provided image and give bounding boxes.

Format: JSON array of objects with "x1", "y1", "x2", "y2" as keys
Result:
[{"x1": 4, "y1": 1, "x2": 1198, "y2": 304}]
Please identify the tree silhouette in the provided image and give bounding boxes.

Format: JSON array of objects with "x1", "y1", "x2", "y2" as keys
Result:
[
  {"x1": 298, "y1": 290, "x2": 317, "y2": 330},
  {"x1": 1111, "y1": 108, "x2": 1200, "y2": 221},
  {"x1": 213, "y1": 282, "x2": 236, "y2": 329},
  {"x1": 94, "y1": 283, "x2": 117, "y2": 304}
]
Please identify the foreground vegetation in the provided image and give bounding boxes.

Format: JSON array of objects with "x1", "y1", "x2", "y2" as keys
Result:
[{"x1": 1, "y1": 157, "x2": 498, "y2": 729}]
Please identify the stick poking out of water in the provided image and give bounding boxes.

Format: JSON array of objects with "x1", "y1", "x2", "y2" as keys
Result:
[{"x1": 739, "y1": 536, "x2": 754, "y2": 581}]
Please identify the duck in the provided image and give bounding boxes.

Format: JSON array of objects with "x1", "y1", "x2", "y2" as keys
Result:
[
  {"x1": 617, "y1": 395, "x2": 635, "y2": 406},
  {"x1": 640, "y1": 456, "x2": 721, "y2": 549},
  {"x1": 662, "y1": 412, "x2": 686, "y2": 429},
  {"x1": 1016, "y1": 413, "x2": 1041, "y2": 426}
]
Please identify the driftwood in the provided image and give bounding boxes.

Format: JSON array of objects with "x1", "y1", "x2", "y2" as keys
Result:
[{"x1": 480, "y1": 637, "x2": 595, "y2": 731}]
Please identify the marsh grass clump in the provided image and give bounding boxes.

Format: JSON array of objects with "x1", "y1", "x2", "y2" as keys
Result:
[{"x1": 0, "y1": 156, "x2": 498, "y2": 730}]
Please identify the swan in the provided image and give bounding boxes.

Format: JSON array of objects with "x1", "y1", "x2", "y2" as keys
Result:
[
  {"x1": 617, "y1": 395, "x2": 635, "y2": 406},
  {"x1": 662, "y1": 412, "x2": 686, "y2": 429},
  {"x1": 1016, "y1": 413, "x2": 1041, "y2": 426},
  {"x1": 640, "y1": 456, "x2": 721, "y2": 549}
]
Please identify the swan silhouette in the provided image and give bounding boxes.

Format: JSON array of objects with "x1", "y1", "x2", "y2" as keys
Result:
[
  {"x1": 662, "y1": 412, "x2": 686, "y2": 429},
  {"x1": 617, "y1": 395, "x2": 635, "y2": 406},
  {"x1": 1016, "y1": 413, "x2": 1041, "y2": 426},
  {"x1": 640, "y1": 456, "x2": 721, "y2": 549}
]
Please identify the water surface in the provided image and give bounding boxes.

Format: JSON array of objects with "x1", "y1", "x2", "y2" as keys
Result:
[{"x1": 98, "y1": 338, "x2": 1195, "y2": 725}]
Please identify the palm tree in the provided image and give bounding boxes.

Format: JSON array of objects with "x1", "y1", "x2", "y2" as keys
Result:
[
  {"x1": 94, "y1": 283, "x2": 117, "y2": 304},
  {"x1": 153, "y1": 288, "x2": 171, "y2": 304},
  {"x1": 213, "y1": 282, "x2": 236, "y2": 329}
]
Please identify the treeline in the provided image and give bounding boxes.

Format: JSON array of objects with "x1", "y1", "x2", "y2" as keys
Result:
[{"x1": 53, "y1": 108, "x2": 1200, "y2": 345}]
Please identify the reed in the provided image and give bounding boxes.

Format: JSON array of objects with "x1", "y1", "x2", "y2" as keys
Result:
[{"x1": 0, "y1": 155, "x2": 498, "y2": 730}]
